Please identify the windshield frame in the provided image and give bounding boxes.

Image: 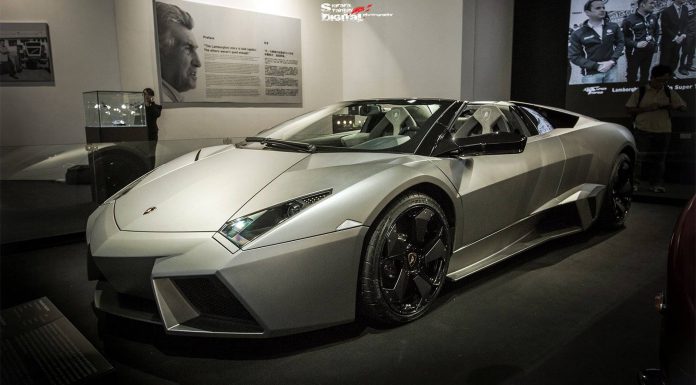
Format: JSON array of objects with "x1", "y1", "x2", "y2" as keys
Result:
[{"x1": 249, "y1": 99, "x2": 458, "y2": 155}]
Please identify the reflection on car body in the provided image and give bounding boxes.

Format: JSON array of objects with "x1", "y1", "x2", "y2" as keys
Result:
[{"x1": 86, "y1": 98, "x2": 636, "y2": 338}]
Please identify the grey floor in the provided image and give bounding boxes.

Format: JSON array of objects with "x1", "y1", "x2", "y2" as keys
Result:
[{"x1": 0, "y1": 201, "x2": 686, "y2": 385}]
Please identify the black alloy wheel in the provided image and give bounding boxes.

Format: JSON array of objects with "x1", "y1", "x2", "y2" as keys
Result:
[
  {"x1": 599, "y1": 153, "x2": 633, "y2": 228},
  {"x1": 359, "y1": 192, "x2": 451, "y2": 324}
]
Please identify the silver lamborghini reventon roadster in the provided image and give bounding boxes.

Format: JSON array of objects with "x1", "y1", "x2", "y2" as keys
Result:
[{"x1": 86, "y1": 99, "x2": 635, "y2": 337}]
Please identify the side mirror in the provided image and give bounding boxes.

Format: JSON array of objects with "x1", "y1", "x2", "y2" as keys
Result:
[{"x1": 434, "y1": 132, "x2": 527, "y2": 157}]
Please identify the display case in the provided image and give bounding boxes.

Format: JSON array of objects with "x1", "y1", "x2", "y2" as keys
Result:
[{"x1": 83, "y1": 91, "x2": 147, "y2": 143}]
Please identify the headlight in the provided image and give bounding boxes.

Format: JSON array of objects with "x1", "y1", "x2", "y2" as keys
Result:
[{"x1": 219, "y1": 189, "x2": 332, "y2": 248}]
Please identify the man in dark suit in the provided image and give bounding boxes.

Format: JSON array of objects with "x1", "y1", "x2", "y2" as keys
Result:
[
  {"x1": 659, "y1": 0, "x2": 689, "y2": 75},
  {"x1": 622, "y1": 0, "x2": 660, "y2": 83},
  {"x1": 679, "y1": 5, "x2": 696, "y2": 73}
]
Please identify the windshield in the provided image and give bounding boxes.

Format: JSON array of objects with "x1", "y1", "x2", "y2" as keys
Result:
[{"x1": 252, "y1": 100, "x2": 451, "y2": 153}]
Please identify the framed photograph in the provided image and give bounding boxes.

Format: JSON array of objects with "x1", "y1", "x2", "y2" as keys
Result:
[
  {"x1": 0, "y1": 22, "x2": 55, "y2": 86},
  {"x1": 565, "y1": 0, "x2": 696, "y2": 117}
]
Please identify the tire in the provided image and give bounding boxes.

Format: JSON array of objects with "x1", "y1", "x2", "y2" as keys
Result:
[
  {"x1": 598, "y1": 153, "x2": 633, "y2": 228},
  {"x1": 358, "y1": 192, "x2": 451, "y2": 325}
]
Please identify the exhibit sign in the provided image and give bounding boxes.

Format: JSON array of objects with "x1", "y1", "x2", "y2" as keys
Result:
[
  {"x1": 565, "y1": 0, "x2": 695, "y2": 117},
  {"x1": 155, "y1": 0, "x2": 302, "y2": 104},
  {"x1": 0, "y1": 23, "x2": 55, "y2": 86}
]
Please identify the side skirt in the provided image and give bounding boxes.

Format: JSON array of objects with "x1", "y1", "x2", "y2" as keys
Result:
[{"x1": 446, "y1": 185, "x2": 604, "y2": 281}]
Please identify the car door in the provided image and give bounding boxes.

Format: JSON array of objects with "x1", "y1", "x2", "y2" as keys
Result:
[{"x1": 429, "y1": 103, "x2": 566, "y2": 270}]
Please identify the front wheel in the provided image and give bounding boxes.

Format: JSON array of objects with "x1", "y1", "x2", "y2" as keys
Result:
[
  {"x1": 358, "y1": 192, "x2": 451, "y2": 325},
  {"x1": 598, "y1": 153, "x2": 633, "y2": 228}
]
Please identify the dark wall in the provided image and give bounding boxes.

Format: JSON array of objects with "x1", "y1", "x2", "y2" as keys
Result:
[
  {"x1": 511, "y1": 1, "x2": 695, "y2": 187},
  {"x1": 511, "y1": 1, "x2": 571, "y2": 107}
]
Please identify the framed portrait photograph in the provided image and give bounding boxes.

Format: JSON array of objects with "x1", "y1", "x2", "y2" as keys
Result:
[{"x1": 154, "y1": 0, "x2": 302, "y2": 105}]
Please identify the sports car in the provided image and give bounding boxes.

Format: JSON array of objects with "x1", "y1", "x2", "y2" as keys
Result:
[{"x1": 86, "y1": 98, "x2": 635, "y2": 338}]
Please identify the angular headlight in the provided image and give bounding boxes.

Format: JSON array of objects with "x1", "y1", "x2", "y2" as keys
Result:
[{"x1": 219, "y1": 189, "x2": 332, "y2": 248}]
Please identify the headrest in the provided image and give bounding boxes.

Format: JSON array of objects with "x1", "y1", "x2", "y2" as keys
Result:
[
  {"x1": 360, "y1": 105, "x2": 381, "y2": 115},
  {"x1": 386, "y1": 107, "x2": 408, "y2": 125},
  {"x1": 404, "y1": 105, "x2": 431, "y2": 123}
]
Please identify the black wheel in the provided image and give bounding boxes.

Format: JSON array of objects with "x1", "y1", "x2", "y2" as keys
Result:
[
  {"x1": 598, "y1": 153, "x2": 633, "y2": 228},
  {"x1": 359, "y1": 192, "x2": 451, "y2": 324}
]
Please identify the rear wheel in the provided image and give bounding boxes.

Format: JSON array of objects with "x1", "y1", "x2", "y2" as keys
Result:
[
  {"x1": 358, "y1": 192, "x2": 451, "y2": 324},
  {"x1": 598, "y1": 153, "x2": 633, "y2": 228}
]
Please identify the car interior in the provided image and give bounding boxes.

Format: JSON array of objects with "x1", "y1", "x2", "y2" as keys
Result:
[
  {"x1": 450, "y1": 105, "x2": 514, "y2": 139},
  {"x1": 338, "y1": 104, "x2": 435, "y2": 149},
  {"x1": 297, "y1": 102, "x2": 556, "y2": 150}
]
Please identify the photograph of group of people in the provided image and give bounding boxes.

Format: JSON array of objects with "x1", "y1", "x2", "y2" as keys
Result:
[{"x1": 568, "y1": 0, "x2": 696, "y2": 85}]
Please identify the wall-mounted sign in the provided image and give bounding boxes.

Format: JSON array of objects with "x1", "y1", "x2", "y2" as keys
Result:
[
  {"x1": 0, "y1": 23, "x2": 55, "y2": 86},
  {"x1": 155, "y1": 1, "x2": 302, "y2": 105}
]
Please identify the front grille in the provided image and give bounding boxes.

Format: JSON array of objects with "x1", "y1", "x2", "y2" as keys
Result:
[
  {"x1": 92, "y1": 255, "x2": 158, "y2": 300},
  {"x1": 172, "y1": 276, "x2": 261, "y2": 331}
]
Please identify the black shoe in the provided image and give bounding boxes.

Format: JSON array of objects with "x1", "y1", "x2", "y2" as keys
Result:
[
  {"x1": 9, "y1": 74, "x2": 17, "y2": 79},
  {"x1": 678, "y1": 68, "x2": 689, "y2": 76}
]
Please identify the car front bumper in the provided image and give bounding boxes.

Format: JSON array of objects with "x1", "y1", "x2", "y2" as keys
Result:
[{"x1": 88, "y1": 203, "x2": 368, "y2": 338}]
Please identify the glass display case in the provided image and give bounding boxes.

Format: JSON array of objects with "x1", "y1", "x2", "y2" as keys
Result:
[
  {"x1": 83, "y1": 91, "x2": 149, "y2": 143},
  {"x1": 83, "y1": 91, "x2": 145, "y2": 128}
]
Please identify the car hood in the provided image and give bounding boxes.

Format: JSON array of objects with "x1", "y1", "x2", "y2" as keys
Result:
[{"x1": 114, "y1": 146, "x2": 309, "y2": 232}]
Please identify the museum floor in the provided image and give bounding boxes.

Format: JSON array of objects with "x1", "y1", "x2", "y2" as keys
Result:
[{"x1": 0, "y1": 201, "x2": 687, "y2": 385}]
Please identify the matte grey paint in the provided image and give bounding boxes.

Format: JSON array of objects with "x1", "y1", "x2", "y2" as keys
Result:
[{"x1": 86, "y1": 100, "x2": 635, "y2": 337}]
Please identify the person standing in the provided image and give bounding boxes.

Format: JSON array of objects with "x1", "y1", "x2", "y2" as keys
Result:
[
  {"x1": 625, "y1": 64, "x2": 687, "y2": 193},
  {"x1": 156, "y1": 2, "x2": 201, "y2": 102},
  {"x1": 659, "y1": 0, "x2": 689, "y2": 76},
  {"x1": 622, "y1": 0, "x2": 660, "y2": 83},
  {"x1": 0, "y1": 40, "x2": 18, "y2": 79},
  {"x1": 143, "y1": 88, "x2": 162, "y2": 168},
  {"x1": 678, "y1": 4, "x2": 696, "y2": 74},
  {"x1": 569, "y1": 0, "x2": 626, "y2": 84}
]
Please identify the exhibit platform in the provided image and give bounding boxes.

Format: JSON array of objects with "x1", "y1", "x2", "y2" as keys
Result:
[{"x1": 0, "y1": 202, "x2": 686, "y2": 384}]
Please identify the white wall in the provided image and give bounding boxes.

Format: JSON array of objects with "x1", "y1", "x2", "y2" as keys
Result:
[
  {"x1": 341, "y1": 0, "x2": 464, "y2": 100},
  {"x1": 341, "y1": 0, "x2": 513, "y2": 102},
  {"x1": 0, "y1": 0, "x2": 122, "y2": 146},
  {"x1": 0, "y1": 0, "x2": 514, "y2": 146},
  {"x1": 114, "y1": 0, "x2": 343, "y2": 141},
  {"x1": 466, "y1": 0, "x2": 514, "y2": 101},
  {"x1": 114, "y1": 0, "x2": 159, "y2": 93}
]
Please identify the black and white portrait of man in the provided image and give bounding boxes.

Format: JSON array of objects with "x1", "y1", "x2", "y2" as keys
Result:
[{"x1": 156, "y1": 2, "x2": 201, "y2": 102}]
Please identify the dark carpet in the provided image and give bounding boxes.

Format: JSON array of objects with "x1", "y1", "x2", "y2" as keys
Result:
[{"x1": 0, "y1": 202, "x2": 686, "y2": 385}]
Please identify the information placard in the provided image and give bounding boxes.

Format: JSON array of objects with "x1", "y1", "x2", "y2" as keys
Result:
[{"x1": 155, "y1": 1, "x2": 302, "y2": 104}]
